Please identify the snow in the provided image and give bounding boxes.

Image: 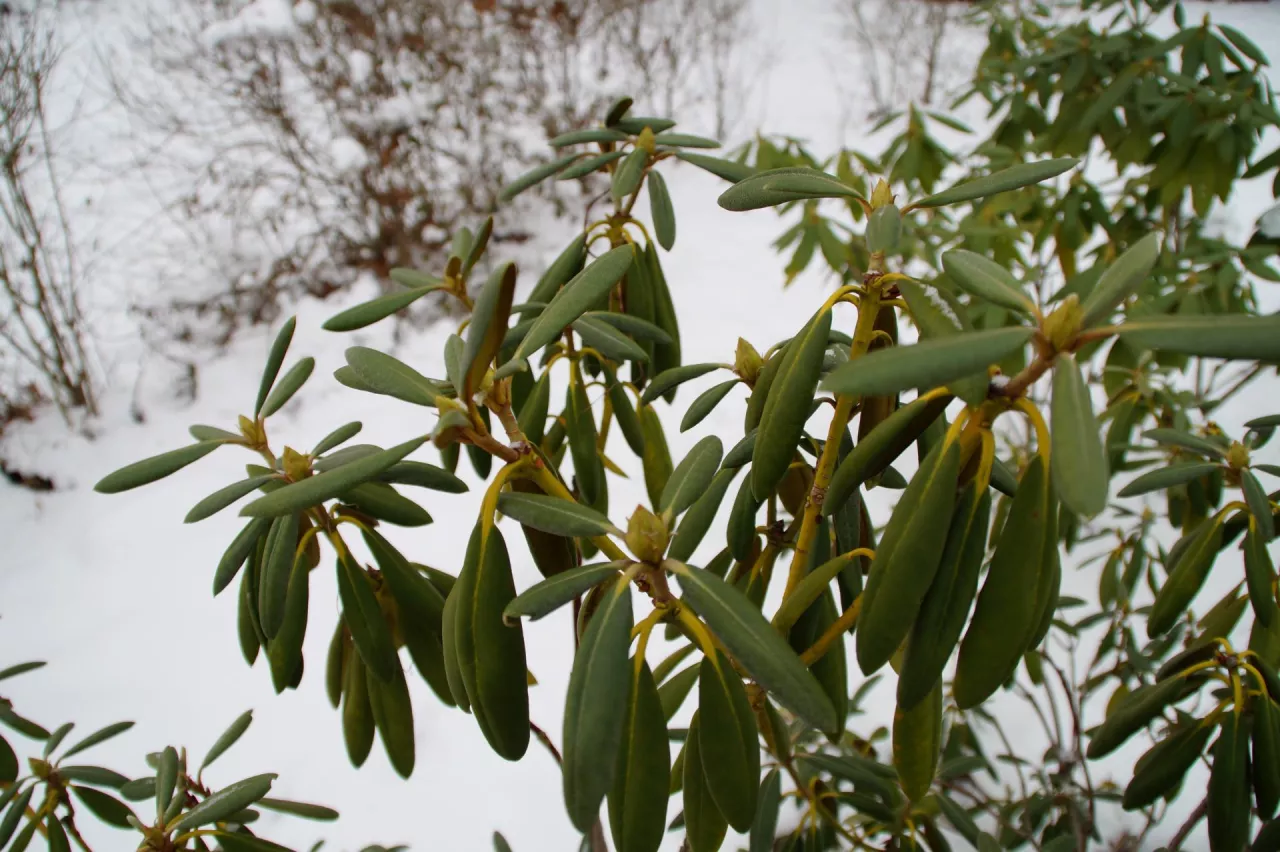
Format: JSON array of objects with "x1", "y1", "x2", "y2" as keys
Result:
[
  {"x1": 329, "y1": 137, "x2": 368, "y2": 171},
  {"x1": 347, "y1": 50, "x2": 374, "y2": 87},
  {"x1": 201, "y1": 0, "x2": 297, "y2": 48},
  {"x1": 4, "y1": 1, "x2": 1280, "y2": 851}
]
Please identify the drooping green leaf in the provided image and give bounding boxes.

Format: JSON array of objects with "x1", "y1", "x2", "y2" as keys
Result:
[
  {"x1": 255, "y1": 317, "x2": 296, "y2": 415},
  {"x1": 574, "y1": 316, "x2": 650, "y2": 363},
  {"x1": 505, "y1": 562, "x2": 625, "y2": 623},
  {"x1": 257, "y1": 797, "x2": 340, "y2": 821},
  {"x1": 661, "y1": 436, "x2": 723, "y2": 516},
  {"x1": 912, "y1": 158, "x2": 1079, "y2": 208},
  {"x1": 675, "y1": 152, "x2": 754, "y2": 183},
  {"x1": 61, "y1": 721, "x2": 134, "y2": 761},
  {"x1": 259, "y1": 357, "x2": 315, "y2": 417},
  {"x1": 463, "y1": 262, "x2": 517, "y2": 399},
  {"x1": 515, "y1": 246, "x2": 635, "y2": 361},
  {"x1": 323, "y1": 285, "x2": 442, "y2": 332},
  {"x1": 337, "y1": 552, "x2": 399, "y2": 684},
  {"x1": 1080, "y1": 233, "x2": 1161, "y2": 327},
  {"x1": 500, "y1": 153, "x2": 583, "y2": 201},
  {"x1": 240, "y1": 438, "x2": 426, "y2": 517},
  {"x1": 669, "y1": 561, "x2": 837, "y2": 731},
  {"x1": 648, "y1": 169, "x2": 676, "y2": 250},
  {"x1": 608, "y1": 658, "x2": 669, "y2": 852},
  {"x1": 201, "y1": 710, "x2": 254, "y2": 772},
  {"x1": 612, "y1": 148, "x2": 648, "y2": 203},
  {"x1": 1117, "y1": 462, "x2": 1222, "y2": 497},
  {"x1": 822, "y1": 327, "x2": 1032, "y2": 397},
  {"x1": 681, "y1": 380, "x2": 738, "y2": 433},
  {"x1": 640, "y1": 364, "x2": 721, "y2": 405},
  {"x1": 497, "y1": 492, "x2": 619, "y2": 538},
  {"x1": 941, "y1": 250, "x2": 1036, "y2": 315},
  {"x1": 1051, "y1": 354, "x2": 1109, "y2": 517},
  {"x1": 70, "y1": 786, "x2": 133, "y2": 829},
  {"x1": 1244, "y1": 470, "x2": 1276, "y2": 542},
  {"x1": 344, "y1": 347, "x2": 441, "y2": 407},
  {"x1": 94, "y1": 442, "x2": 221, "y2": 494},
  {"x1": 1117, "y1": 315, "x2": 1280, "y2": 362},
  {"x1": 563, "y1": 576, "x2": 634, "y2": 831},
  {"x1": 172, "y1": 774, "x2": 277, "y2": 832},
  {"x1": 185, "y1": 476, "x2": 278, "y2": 524}
]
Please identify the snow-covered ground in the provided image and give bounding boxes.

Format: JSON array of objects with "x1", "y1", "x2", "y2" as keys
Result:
[{"x1": 4, "y1": 1, "x2": 1280, "y2": 850}]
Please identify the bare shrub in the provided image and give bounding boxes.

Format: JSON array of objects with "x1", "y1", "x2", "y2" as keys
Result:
[
  {"x1": 0, "y1": 2, "x2": 96, "y2": 423},
  {"x1": 101, "y1": 0, "x2": 754, "y2": 348}
]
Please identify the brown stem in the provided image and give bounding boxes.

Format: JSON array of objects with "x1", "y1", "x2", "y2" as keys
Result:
[
  {"x1": 995, "y1": 334, "x2": 1056, "y2": 399},
  {"x1": 1167, "y1": 797, "x2": 1207, "y2": 851},
  {"x1": 530, "y1": 722, "x2": 562, "y2": 765}
]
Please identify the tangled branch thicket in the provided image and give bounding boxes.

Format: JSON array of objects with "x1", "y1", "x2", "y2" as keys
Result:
[
  {"x1": 0, "y1": 5, "x2": 95, "y2": 424},
  {"x1": 104, "y1": 0, "x2": 754, "y2": 350}
]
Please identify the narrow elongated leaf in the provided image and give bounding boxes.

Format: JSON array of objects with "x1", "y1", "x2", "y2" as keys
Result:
[
  {"x1": 608, "y1": 658, "x2": 669, "y2": 852},
  {"x1": 498, "y1": 492, "x2": 619, "y2": 538},
  {"x1": 379, "y1": 460, "x2": 467, "y2": 493},
  {"x1": 648, "y1": 169, "x2": 676, "y2": 250},
  {"x1": 1247, "y1": 525, "x2": 1278, "y2": 627},
  {"x1": 670, "y1": 561, "x2": 836, "y2": 731},
  {"x1": 312, "y1": 422, "x2": 363, "y2": 456},
  {"x1": 201, "y1": 711, "x2": 253, "y2": 772},
  {"x1": 61, "y1": 721, "x2": 134, "y2": 761},
  {"x1": 749, "y1": 770, "x2": 782, "y2": 852},
  {"x1": 0, "y1": 662, "x2": 43, "y2": 682},
  {"x1": 1080, "y1": 233, "x2": 1161, "y2": 327},
  {"x1": 505, "y1": 563, "x2": 624, "y2": 622},
  {"x1": 463, "y1": 262, "x2": 517, "y2": 398},
  {"x1": 1087, "y1": 677, "x2": 1189, "y2": 759},
  {"x1": 259, "y1": 513, "x2": 299, "y2": 639},
  {"x1": 912, "y1": 158, "x2": 1079, "y2": 208},
  {"x1": 1117, "y1": 462, "x2": 1222, "y2": 497},
  {"x1": 324, "y1": 285, "x2": 442, "y2": 331},
  {"x1": 640, "y1": 364, "x2": 720, "y2": 405},
  {"x1": 172, "y1": 774, "x2": 277, "y2": 832},
  {"x1": 1142, "y1": 428, "x2": 1226, "y2": 458},
  {"x1": 255, "y1": 317, "x2": 296, "y2": 415},
  {"x1": 574, "y1": 316, "x2": 649, "y2": 363},
  {"x1": 260, "y1": 357, "x2": 315, "y2": 417},
  {"x1": 608, "y1": 380, "x2": 645, "y2": 457},
  {"x1": 823, "y1": 327, "x2": 1032, "y2": 397},
  {"x1": 585, "y1": 312, "x2": 672, "y2": 345},
  {"x1": 1208, "y1": 714, "x2": 1249, "y2": 852},
  {"x1": 662, "y1": 436, "x2": 723, "y2": 516},
  {"x1": 563, "y1": 576, "x2": 634, "y2": 831},
  {"x1": 344, "y1": 347, "x2": 441, "y2": 407},
  {"x1": 337, "y1": 552, "x2": 399, "y2": 683},
  {"x1": 669, "y1": 468, "x2": 738, "y2": 562},
  {"x1": 367, "y1": 659, "x2": 415, "y2": 778},
  {"x1": 1051, "y1": 354, "x2": 1109, "y2": 516},
  {"x1": 70, "y1": 786, "x2": 133, "y2": 828},
  {"x1": 186, "y1": 476, "x2": 277, "y2": 523},
  {"x1": 683, "y1": 715, "x2": 728, "y2": 852},
  {"x1": 753, "y1": 307, "x2": 831, "y2": 500},
  {"x1": 241, "y1": 438, "x2": 425, "y2": 517},
  {"x1": 942, "y1": 251, "x2": 1036, "y2": 315},
  {"x1": 257, "y1": 798, "x2": 340, "y2": 821},
  {"x1": 551, "y1": 128, "x2": 628, "y2": 147},
  {"x1": 612, "y1": 148, "x2": 648, "y2": 203},
  {"x1": 94, "y1": 442, "x2": 220, "y2": 494},
  {"x1": 697, "y1": 652, "x2": 759, "y2": 831},
  {"x1": 1244, "y1": 470, "x2": 1276, "y2": 542},
  {"x1": 515, "y1": 246, "x2": 635, "y2": 361},
  {"x1": 681, "y1": 380, "x2": 738, "y2": 432},
  {"x1": 214, "y1": 518, "x2": 271, "y2": 595},
  {"x1": 558, "y1": 150, "x2": 626, "y2": 180},
  {"x1": 528, "y1": 235, "x2": 586, "y2": 305},
  {"x1": 719, "y1": 168, "x2": 859, "y2": 211},
  {"x1": 500, "y1": 153, "x2": 582, "y2": 201},
  {"x1": 675, "y1": 151, "x2": 753, "y2": 182},
  {"x1": 1118, "y1": 315, "x2": 1280, "y2": 362},
  {"x1": 653, "y1": 132, "x2": 720, "y2": 149}
]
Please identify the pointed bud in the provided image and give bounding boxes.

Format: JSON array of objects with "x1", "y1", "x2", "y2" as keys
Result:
[
  {"x1": 1227, "y1": 441, "x2": 1250, "y2": 471},
  {"x1": 625, "y1": 505, "x2": 668, "y2": 563},
  {"x1": 870, "y1": 179, "x2": 894, "y2": 211},
  {"x1": 1043, "y1": 293, "x2": 1083, "y2": 352},
  {"x1": 281, "y1": 446, "x2": 312, "y2": 482},
  {"x1": 734, "y1": 338, "x2": 764, "y2": 385},
  {"x1": 239, "y1": 415, "x2": 262, "y2": 445},
  {"x1": 637, "y1": 127, "x2": 656, "y2": 154}
]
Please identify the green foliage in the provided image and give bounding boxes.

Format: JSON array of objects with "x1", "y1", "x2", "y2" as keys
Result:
[{"x1": 86, "y1": 2, "x2": 1280, "y2": 850}]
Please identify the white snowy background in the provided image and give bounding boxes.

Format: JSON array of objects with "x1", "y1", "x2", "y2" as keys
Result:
[{"x1": 2, "y1": 1, "x2": 1280, "y2": 850}]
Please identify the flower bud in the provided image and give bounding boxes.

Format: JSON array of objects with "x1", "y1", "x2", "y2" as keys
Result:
[
  {"x1": 626, "y1": 505, "x2": 669, "y2": 563},
  {"x1": 281, "y1": 446, "x2": 312, "y2": 482},
  {"x1": 637, "y1": 127, "x2": 657, "y2": 154},
  {"x1": 870, "y1": 178, "x2": 894, "y2": 211},
  {"x1": 734, "y1": 338, "x2": 764, "y2": 385},
  {"x1": 239, "y1": 414, "x2": 262, "y2": 445},
  {"x1": 1227, "y1": 441, "x2": 1250, "y2": 471},
  {"x1": 1043, "y1": 294, "x2": 1083, "y2": 352}
]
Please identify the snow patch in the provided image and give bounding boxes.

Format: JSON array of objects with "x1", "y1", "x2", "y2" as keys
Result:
[
  {"x1": 348, "y1": 50, "x2": 374, "y2": 86},
  {"x1": 330, "y1": 137, "x2": 367, "y2": 171},
  {"x1": 201, "y1": 0, "x2": 297, "y2": 47},
  {"x1": 293, "y1": 0, "x2": 318, "y2": 25}
]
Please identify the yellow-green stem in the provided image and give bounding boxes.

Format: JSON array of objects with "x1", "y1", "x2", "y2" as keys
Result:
[{"x1": 782, "y1": 271, "x2": 886, "y2": 600}]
